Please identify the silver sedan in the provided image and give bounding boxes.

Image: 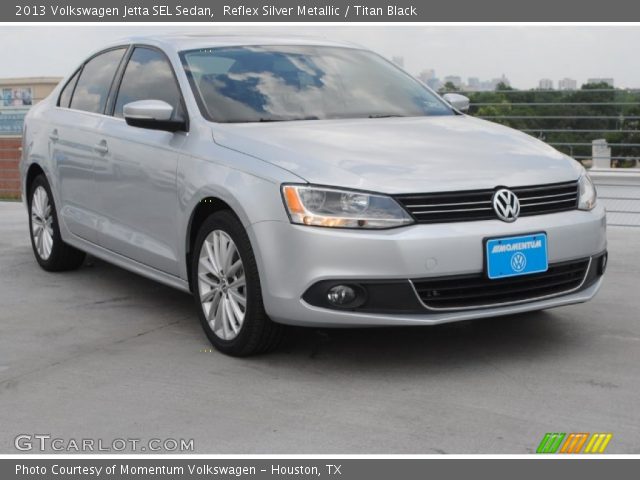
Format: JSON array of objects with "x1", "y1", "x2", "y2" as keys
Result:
[{"x1": 21, "y1": 35, "x2": 606, "y2": 355}]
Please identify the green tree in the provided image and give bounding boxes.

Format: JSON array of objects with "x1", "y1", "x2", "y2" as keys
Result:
[
  {"x1": 463, "y1": 83, "x2": 640, "y2": 166},
  {"x1": 439, "y1": 82, "x2": 459, "y2": 93}
]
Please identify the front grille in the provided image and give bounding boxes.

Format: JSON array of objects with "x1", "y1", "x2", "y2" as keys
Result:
[
  {"x1": 412, "y1": 258, "x2": 590, "y2": 310},
  {"x1": 395, "y1": 181, "x2": 579, "y2": 224}
]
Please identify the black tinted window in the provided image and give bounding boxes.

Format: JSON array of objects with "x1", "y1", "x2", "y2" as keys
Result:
[
  {"x1": 114, "y1": 47, "x2": 184, "y2": 120},
  {"x1": 70, "y1": 48, "x2": 125, "y2": 114},
  {"x1": 58, "y1": 69, "x2": 80, "y2": 108},
  {"x1": 180, "y1": 46, "x2": 453, "y2": 123}
]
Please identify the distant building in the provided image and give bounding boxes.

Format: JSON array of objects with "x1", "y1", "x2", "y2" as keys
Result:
[
  {"x1": 391, "y1": 56, "x2": 404, "y2": 68},
  {"x1": 1, "y1": 77, "x2": 59, "y2": 107},
  {"x1": 417, "y1": 69, "x2": 436, "y2": 84},
  {"x1": 477, "y1": 80, "x2": 497, "y2": 91},
  {"x1": 443, "y1": 75, "x2": 463, "y2": 89},
  {"x1": 467, "y1": 77, "x2": 481, "y2": 90},
  {"x1": 426, "y1": 78, "x2": 441, "y2": 91},
  {"x1": 430, "y1": 73, "x2": 513, "y2": 92},
  {"x1": 1, "y1": 77, "x2": 61, "y2": 136},
  {"x1": 558, "y1": 78, "x2": 577, "y2": 90},
  {"x1": 539, "y1": 78, "x2": 554, "y2": 89},
  {"x1": 492, "y1": 74, "x2": 511, "y2": 89},
  {"x1": 587, "y1": 78, "x2": 614, "y2": 87},
  {"x1": 417, "y1": 69, "x2": 440, "y2": 90}
]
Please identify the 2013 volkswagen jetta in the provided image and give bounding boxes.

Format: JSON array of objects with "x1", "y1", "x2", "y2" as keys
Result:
[{"x1": 21, "y1": 35, "x2": 607, "y2": 356}]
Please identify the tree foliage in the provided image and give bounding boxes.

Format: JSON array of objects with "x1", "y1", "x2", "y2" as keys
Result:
[{"x1": 439, "y1": 83, "x2": 640, "y2": 167}]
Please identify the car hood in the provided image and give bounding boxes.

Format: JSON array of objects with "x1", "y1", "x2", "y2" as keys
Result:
[{"x1": 212, "y1": 115, "x2": 582, "y2": 194}]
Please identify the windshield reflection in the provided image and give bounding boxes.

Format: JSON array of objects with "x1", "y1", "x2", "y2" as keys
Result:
[{"x1": 181, "y1": 46, "x2": 453, "y2": 123}]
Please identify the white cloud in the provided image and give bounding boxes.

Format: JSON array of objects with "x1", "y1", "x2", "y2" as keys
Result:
[{"x1": 1, "y1": 25, "x2": 639, "y2": 88}]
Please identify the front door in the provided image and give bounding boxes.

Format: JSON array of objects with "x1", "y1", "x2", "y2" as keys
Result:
[{"x1": 93, "y1": 46, "x2": 188, "y2": 276}]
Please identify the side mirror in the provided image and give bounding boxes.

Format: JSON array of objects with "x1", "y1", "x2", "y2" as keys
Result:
[
  {"x1": 123, "y1": 100, "x2": 186, "y2": 132},
  {"x1": 442, "y1": 93, "x2": 470, "y2": 112}
]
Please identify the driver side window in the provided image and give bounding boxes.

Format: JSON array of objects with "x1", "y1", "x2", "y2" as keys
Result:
[{"x1": 114, "y1": 47, "x2": 185, "y2": 121}]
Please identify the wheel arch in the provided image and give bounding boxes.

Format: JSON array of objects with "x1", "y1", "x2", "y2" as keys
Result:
[
  {"x1": 25, "y1": 163, "x2": 47, "y2": 201},
  {"x1": 185, "y1": 196, "x2": 241, "y2": 292}
]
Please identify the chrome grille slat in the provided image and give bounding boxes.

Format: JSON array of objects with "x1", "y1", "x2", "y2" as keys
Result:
[
  {"x1": 411, "y1": 258, "x2": 591, "y2": 310},
  {"x1": 413, "y1": 265, "x2": 587, "y2": 293},
  {"x1": 412, "y1": 207, "x2": 494, "y2": 214},
  {"x1": 519, "y1": 198, "x2": 577, "y2": 207},
  {"x1": 404, "y1": 200, "x2": 492, "y2": 208},
  {"x1": 517, "y1": 191, "x2": 577, "y2": 201},
  {"x1": 511, "y1": 182, "x2": 578, "y2": 193},
  {"x1": 395, "y1": 181, "x2": 579, "y2": 223}
]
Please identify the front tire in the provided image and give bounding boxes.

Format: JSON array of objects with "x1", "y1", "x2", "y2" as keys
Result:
[
  {"x1": 28, "y1": 174, "x2": 85, "y2": 271},
  {"x1": 191, "y1": 211, "x2": 284, "y2": 356}
]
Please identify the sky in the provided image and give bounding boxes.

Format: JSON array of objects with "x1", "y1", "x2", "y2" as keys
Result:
[{"x1": 1, "y1": 25, "x2": 639, "y2": 88}]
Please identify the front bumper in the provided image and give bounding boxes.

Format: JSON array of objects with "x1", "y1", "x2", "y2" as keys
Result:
[{"x1": 249, "y1": 204, "x2": 607, "y2": 327}]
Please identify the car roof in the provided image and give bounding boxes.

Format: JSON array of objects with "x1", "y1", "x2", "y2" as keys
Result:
[{"x1": 100, "y1": 34, "x2": 362, "y2": 55}]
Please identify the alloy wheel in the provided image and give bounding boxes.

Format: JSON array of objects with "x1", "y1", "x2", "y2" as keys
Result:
[
  {"x1": 197, "y1": 230, "x2": 247, "y2": 340},
  {"x1": 31, "y1": 186, "x2": 54, "y2": 260}
]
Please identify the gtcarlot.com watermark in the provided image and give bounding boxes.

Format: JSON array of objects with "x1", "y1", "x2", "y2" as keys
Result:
[{"x1": 14, "y1": 434, "x2": 194, "y2": 452}]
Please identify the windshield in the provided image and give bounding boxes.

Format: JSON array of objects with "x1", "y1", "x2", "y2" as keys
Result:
[{"x1": 180, "y1": 45, "x2": 454, "y2": 123}]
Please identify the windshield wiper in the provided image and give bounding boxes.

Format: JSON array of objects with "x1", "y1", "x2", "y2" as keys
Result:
[
  {"x1": 258, "y1": 116, "x2": 320, "y2": 122},
  {"x1": 367, "y1": 114, "x2": 406, "y2": 119}
]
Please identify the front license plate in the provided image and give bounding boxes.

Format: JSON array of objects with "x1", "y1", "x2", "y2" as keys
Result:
[{"x1": 485, "y1": 233, "x2": 548, "y2": 280}]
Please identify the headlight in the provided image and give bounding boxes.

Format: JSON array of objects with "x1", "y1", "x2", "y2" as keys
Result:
[
  {"x1": 281, "y1": 185, "x2": 414, "y2": 229},
  {"x1": 577, "y1": 173, "x2": 597, "y2": 210}
]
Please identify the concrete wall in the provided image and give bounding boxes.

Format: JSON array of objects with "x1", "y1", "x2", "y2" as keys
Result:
[
  {"x1": 590, "y1": 168, "x2": 640, "y2": 227},
  {"x1": 0, "y1": 137, "x2": 21, "y2": 199}
]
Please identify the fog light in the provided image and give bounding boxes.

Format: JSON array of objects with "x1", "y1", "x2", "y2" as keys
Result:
[
  {"x1": 327, "y1": 285, "x2": 357, "y2": 306},
  {"x1": 599, "y1": 252, "x2": 608, "y2": 275}
]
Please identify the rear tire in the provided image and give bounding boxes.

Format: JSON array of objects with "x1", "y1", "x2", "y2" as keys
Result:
[
  {"x1": 191, "y1": 210, "x2": 285, "y2": 356},
  {"x1": 28, "y1": 174, "x2": 85, "y2": 272}
]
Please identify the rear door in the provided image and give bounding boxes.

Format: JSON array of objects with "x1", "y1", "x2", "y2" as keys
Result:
[
  {"x1": 51, "y1": 47, "x2": 127, "y2": 242},
  {"x1": 94, "y1": 46, "x2": 188, "y2": 276}
]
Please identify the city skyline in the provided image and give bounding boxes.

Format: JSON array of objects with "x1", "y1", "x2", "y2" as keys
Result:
[
  {"x1": 401, "y1": 58, "x2": 614, "y2": 91},
  {"x1": 1, "y1": 26, "x2": 639, "y2": 89},
  {"x1": 410, "y1": 69, "x2": 616, "y2": 91}
]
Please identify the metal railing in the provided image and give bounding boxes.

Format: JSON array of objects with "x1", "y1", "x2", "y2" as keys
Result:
[
  {"x1": 450, "y1": 87, "x2": 640, "y2": 225},
  {"x1": 590, "y1": 169, "x2": 640, "y2": 227},
  {"x1": 455, "y1": 87, "x2": 640, "y2": 169},
  {"x1": 3, "y1": 89, "x2": 640, "y2": 224}
]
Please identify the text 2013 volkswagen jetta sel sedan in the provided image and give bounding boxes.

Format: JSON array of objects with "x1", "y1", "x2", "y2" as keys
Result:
[{"x1": 21, "y1": 35, "x2": 607, "y2": 356}]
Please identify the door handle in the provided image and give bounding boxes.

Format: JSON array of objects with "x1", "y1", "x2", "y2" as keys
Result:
[
  {"x1": 94, "y1": 140, "x2": 109, "y2": 155},
  {"x1": 49, "y1": 130, "x2": 59, "y2": 142}
]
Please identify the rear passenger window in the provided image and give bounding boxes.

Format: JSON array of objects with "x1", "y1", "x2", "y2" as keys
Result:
[
  {"x1": 58, "y1": 69, "x2": 80, "y2": 108},
  {"x1": 70, "y1": 48, "x2": 126, "y2": 114},
  {"x1": 114, "y1": 47, "x2": 185, "y2": 120}
]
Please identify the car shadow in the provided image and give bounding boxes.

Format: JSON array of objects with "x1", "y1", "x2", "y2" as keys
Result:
[
  {"x1": 273, "y1": 310, "x2": 571, "y2": 369},
  {"x1": 85, "y1": 256, "x2": 576, "y2": 372}
]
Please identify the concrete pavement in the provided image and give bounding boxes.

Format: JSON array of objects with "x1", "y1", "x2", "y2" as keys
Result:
[{"x1": 1, "y1": 201, "x2": 639, "y2": 454}]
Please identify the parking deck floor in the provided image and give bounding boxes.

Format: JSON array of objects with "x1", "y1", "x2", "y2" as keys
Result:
[{"x1": 1, "y1": 201, "x2": 638, "y2": 453}]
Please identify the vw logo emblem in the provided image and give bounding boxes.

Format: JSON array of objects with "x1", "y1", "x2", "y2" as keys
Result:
[
  {"x1": 493, "y1": 188, "x2": 520, "y2": 222},
  {"x1": 511, "y1": 252, "x2": 527, "y2": 272}
]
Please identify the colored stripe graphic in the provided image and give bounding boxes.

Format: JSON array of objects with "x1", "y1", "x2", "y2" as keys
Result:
[
  {"x1": 537, "y1": 433, "x2": 613, "y2": 454},
  {"x1": 537, "y1": 433, "x2": 565, "y2": 453},
  {"x1": 560, "y1": 433, "x2": 589, "y2": 453},
  {"x1": 573, "y1": 433, "x2": 590, "y2": 453},
  {"x1": 584, "y1": 433, "x2": 613, "y2": 453}
]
